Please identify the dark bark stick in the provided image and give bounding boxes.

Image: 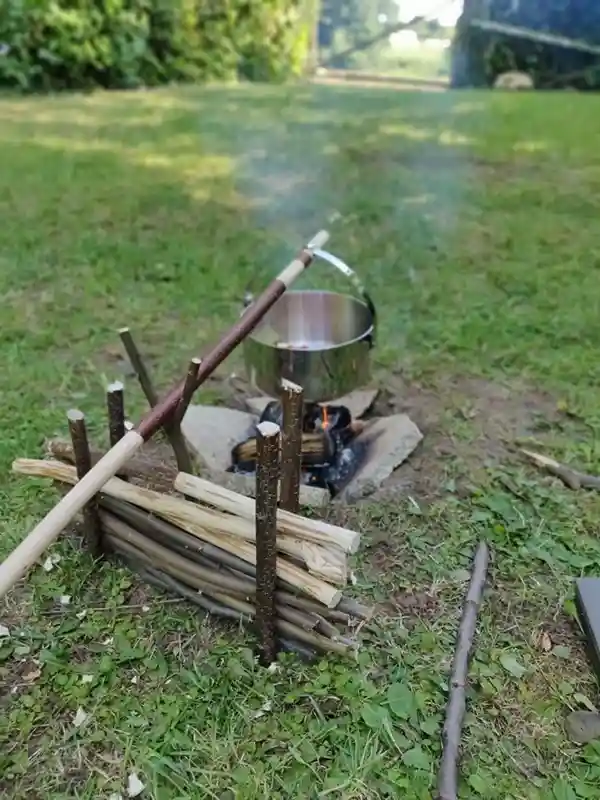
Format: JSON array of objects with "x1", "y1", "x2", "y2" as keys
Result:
[
  {"x1": 99, "y1": 495, "x2": 257, "y2": 578},
  {"x1": 521, "y1": 448, "x2": 600, "y2": 491},
  {"x1": 106, "y1": 381, "x2": 126, "y2": 449},
  {"x1": 280, "y1": 379, "x2": 304, "y2": 513},
  {"x1": 118, "y1": 326, "x2": 194, "y2": 474},
  {"x1": 111, "y1": 542, "x2": 353, "y2": 656},
  {"x1": 67, "y1": 409, "x2": 103, "y2": 557},
  {"x1": 118, "y1": 327, "x2": 159, "y2": 406},
  {"x1": 437, "y1": 541, "x2": 490, "y2": 800},
  {"x1": 101, "y1": 512, "x2": 256, "y2": 597},
  {"x1": 255, "y1": 421, "x2": 280, "y2": 666},
  {"x1": 174, "y1": 358, "x2": 201, "y2": 425}
]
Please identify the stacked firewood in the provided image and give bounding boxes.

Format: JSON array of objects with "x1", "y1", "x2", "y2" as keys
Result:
[{"x1": 13, "y1": 450, "x2": 370, "y2": 658}]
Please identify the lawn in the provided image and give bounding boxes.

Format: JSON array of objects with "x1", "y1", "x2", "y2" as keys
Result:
[{"x1": 1, "y1": 81, "x2": 600, "y2": 799}]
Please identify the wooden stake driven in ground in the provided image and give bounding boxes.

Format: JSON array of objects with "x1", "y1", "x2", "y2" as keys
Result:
[
  {"x1": 174, "y1": 358, "x2": 201, "y2": 425},
  {"x1": 279, "y1": 379, "x2": 304, "y2": 513},
  {"x1": 436, "y1": 540, "x2": 490, "y2": 800},
  {"x1": 118, "y1": 326, "x2": 193, "y2": 474},
  {"x1": 106, "y1": 381, "x2": 126, "y2": 448},
  {"x1": 67, "y1": 409, "x2": 103, "y2": 558},
  {"x1": 0, "y1": 230, "x2": 329, "y2": 600},
  {"x1": 255, "y1": 421, "x2": 281, "y2": 666}
]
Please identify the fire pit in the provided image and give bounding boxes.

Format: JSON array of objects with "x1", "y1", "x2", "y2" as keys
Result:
[
  {"x1": 229, "y1": 400, "x2": 368, "y2": 497},
  {"x1": 181, "y1": 388, "x2": 424, "y2": 505}
]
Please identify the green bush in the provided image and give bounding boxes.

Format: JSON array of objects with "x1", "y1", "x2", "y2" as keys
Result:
[{"x1": 0, "y1": 0, "x2": 309, "y2": 93}]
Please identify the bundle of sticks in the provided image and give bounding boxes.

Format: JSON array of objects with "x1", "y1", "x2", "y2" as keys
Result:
[{"x1": 13, "y1": 449, "x2": 371, "y2": 659}]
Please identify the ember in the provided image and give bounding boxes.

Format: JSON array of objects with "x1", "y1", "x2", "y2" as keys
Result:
[{"x1": 229, "y1": 400, "x2": 368, "y2": 497}]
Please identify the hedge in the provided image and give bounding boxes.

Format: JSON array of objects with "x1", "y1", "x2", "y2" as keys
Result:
[{"x1": 0, "y1": 0, "x2": 310, "y2": 93}]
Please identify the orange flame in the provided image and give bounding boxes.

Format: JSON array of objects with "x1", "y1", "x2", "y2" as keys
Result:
[{"x1": 321, "y1": 405, "x2": 329, "y2": 430}]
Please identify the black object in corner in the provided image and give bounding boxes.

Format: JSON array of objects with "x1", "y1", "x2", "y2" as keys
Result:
[{"x1": 575, "y1": 578, "x2": 600, "y2": 682}]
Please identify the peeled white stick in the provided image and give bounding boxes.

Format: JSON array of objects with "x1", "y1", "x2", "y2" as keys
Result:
[
  {"x1": 0, "y1": 431, "x2": 144, "y2": 599},
  {"x1": 11, "y1": 459, "x2": 342, "y2": 607},
  {"x1": 174, "y1": 472, "x2": 361, "y2": 554}
]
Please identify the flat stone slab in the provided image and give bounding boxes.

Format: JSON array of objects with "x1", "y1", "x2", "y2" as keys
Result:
[
  {"x1": 181, "y1": 405, "x2": 255, "y2": 472},
  {"x1": 339, "y1": 414, "x2": 423, "y2": 503},
  {"x1": 245, "y1": 388, "x2": 380, "y2": 420},
  {"x1": 182, "y1": 403, "x2": 422, "y2": 506}
]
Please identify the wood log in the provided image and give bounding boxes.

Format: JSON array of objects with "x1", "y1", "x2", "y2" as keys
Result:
[
  {"x1": 12, "y1": 459, "x2": 342, "y2": 608},
  {"x1": 15, "y1": 457, "x2": 346, "y2": 583},
  {"x1": 174, "y1": 472, "x2": 360, "y2": 554}
]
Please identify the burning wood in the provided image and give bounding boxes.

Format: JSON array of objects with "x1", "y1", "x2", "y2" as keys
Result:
[{"x1": 230, "y1": 399, "x2": 368, "y2": 496}]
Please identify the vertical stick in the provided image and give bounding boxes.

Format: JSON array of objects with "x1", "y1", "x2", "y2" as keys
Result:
[
  {"x1": 106, "y1": 381, "x2": 126, "y2": 447},
  {"x1": 67, "y1": 409, "x2": 103, "y2": 558},
  {"x1": 255, "y1": 421, "x2": 280, "y2": 666},
  {"x1": 118, "y1": 327, "x2": 158, "y2": 406},
  {"x1": 118, "y1": 326, "x2": 194, "y2": 474},
  {"x1": 280, "y1": 379, "x2": 304, "y2": 513},
  {"x1": 174, "y1": 358, "x2": 201, "y2": 425}
]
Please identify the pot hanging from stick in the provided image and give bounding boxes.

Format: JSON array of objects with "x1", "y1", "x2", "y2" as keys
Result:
[{"x1": 243, "y1": 249, "x2": 376, "y2": 402}]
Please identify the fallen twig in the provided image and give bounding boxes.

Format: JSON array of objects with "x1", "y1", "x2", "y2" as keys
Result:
[
  {"x1": 436, "y1": 541, "x2": 490, "y2": 800},
  {"x1": 521, "y1": 449, "x2": 600, "y2": 491}
]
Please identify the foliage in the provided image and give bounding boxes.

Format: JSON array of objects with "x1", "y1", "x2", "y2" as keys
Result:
[
  {"x1": 451, "y1": 0, "x2": 600, "y2": 88},
  {"x1": 0, "y1": 0, "x2": 309, "y2": 92},
  {"x1": 318, "y1": 0, "x2": 398, "y2": 69}
]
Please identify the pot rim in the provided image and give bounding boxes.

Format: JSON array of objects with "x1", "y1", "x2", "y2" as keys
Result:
[{"x1": 247, "y1": 289, "x2": 376, "y2": 352}]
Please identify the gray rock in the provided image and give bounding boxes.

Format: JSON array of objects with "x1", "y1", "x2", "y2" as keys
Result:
[
  {"x1": 181, "y1": 405, "x2": 256, "y2": 472},
  {"x1": 340, "y1": 414, "x2": 423, "y2": 502},
  {"x1": 566, "y1": 711, "x2": 600, "y2": 744}
]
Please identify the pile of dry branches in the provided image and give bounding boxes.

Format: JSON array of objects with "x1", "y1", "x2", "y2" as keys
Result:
[{"x1": 13, "y1": 450, "x2": 371, "y2": 658}]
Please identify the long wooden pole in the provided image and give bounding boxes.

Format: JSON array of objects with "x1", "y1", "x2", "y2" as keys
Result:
[{"x1": 0, "y1": 230, "x2": 329, "y2": 599}]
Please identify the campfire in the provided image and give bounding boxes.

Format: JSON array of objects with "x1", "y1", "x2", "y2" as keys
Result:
[{"x1": 229, "y1": 400, "x2": 368, "y2": 497}]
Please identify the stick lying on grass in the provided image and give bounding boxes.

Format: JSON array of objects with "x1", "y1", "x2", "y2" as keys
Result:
[
  {"x1": 437, "y1": 540, "x2": 490, "y2": 800},
  {"x1": 521, "y1": 449, "x2": 600, "y2": 491},
  {"x1": 12, "y1": 458, "x2": 343, "y2": 608}
]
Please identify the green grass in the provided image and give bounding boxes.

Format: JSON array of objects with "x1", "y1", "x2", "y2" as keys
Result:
[{"x1": 2, "y1": 83, "x2": 600, "y2": 798}]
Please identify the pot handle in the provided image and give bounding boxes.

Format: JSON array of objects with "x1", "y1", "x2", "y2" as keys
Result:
[{"x1": 313, "y1": 248, "x2": 376, "y2": 348}]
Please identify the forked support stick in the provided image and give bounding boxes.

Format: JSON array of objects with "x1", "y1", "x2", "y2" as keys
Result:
[{"x1": 0, "y1": 230, "x2": 329, "y2": 599}]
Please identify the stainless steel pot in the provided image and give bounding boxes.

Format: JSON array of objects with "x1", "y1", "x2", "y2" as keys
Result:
[{"x1": 243, "y1": 249, "x2": 376, "y2": 402}]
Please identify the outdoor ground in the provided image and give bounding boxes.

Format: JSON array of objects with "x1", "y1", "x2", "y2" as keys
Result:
[{"x1": 1, "y1": 82, "x2": 600, "y2": 799}]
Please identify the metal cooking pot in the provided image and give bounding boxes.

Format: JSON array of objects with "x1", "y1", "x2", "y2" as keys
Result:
[{"x1": 243, "y1": 249, "x2": 376, "y2": 402}]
